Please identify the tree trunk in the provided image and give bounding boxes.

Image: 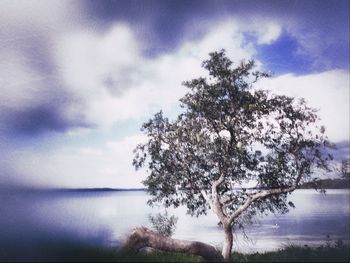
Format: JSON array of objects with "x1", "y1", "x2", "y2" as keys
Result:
[
  {"x1": 222, "y1": 224, "x2": 233, "y2": 261},
  {"x1": 119, "y1": 227, "x2": 223, "y2": 262}
]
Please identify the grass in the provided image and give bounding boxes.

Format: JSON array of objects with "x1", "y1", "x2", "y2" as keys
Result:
[
  {"x1": 49, "y1": 247, "x2": 203, "y2": 262},
  {"x1": 114, "y1": 250, "x2": 204, "y2": 262},
  {"x1": 2, "y1": 240, "x2": 348, "y2": 262},
  {"x1": 231, "y1": 242, "x2": 350, "y2": 262},
  {"x1": 112, "y1": 241, "x2": 350, "y2": 263}
]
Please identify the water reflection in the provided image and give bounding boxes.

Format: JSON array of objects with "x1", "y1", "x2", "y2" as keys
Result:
[{"x1": 0, "y1": 188, "x2": 349, "y2": 259}]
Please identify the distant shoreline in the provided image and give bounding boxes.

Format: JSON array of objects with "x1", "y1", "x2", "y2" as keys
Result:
[
  {"x1": 2, "y1": 179, "x2": 349, "y2": 193},
  {"x1": 0, "y1": 186, "x2": 146, "y2": 194},
  {"x1": 52, "y1": 187, "x2": 146, "y2": 192},
  {"x1": 50, "y1": 181, "x2": 350, "y2": 192},
  {"x1": 299, "y1": 178, "x2": 350, "y2": 189}
]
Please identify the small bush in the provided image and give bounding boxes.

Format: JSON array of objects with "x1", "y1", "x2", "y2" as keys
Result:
[{"x1": 148, "y1": 211, "x2": 178, "y2": 237}]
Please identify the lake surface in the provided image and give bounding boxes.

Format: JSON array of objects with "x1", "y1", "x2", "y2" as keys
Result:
[{"x1": 0, "y1": 188, "x2": 349, "y2": 260}]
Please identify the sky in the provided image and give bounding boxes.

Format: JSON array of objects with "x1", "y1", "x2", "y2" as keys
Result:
[{"x1": 0, "y1": 0, "x2": 349, "y2": 188}]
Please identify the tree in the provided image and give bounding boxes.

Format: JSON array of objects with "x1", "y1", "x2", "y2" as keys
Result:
[{"x1": 132, "y1": 50, "x2": 332, "y2": 261}]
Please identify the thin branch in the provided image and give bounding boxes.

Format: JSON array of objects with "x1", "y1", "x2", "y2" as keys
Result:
[
  {"x1": 228, "y1": 168, "x2": 304, "y2": 224},
  {"x1": 200, "y1": 190, "x2": 212, "y2": 206}
]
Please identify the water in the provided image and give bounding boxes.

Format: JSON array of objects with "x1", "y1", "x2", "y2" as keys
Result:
[{"x1": 0, "y1": 188, "x2": 349, "y2": 260}]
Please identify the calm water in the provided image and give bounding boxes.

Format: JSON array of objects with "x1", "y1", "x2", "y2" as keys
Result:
[{"x1": 0, "y1": 188, "x2": 349, "y2": 260}]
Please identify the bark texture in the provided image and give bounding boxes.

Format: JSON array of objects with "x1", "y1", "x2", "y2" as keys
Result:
[
  {"x1": 119, "y1": 227, "x2": 224, "y2": 262},
  {"x1": 222, "y1": 224, "x2": 233, "y2": 261}
]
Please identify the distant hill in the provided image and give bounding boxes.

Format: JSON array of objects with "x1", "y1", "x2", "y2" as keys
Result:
[
  {"x1": 0, "y1": 186, "x2": 146, "y2": 194},
  {"x1": 299, "y1": 178, "x2": 350, "y2": 189},
  {"x1": 53, "y1": 188, "x2": 146, "y2": 192}
]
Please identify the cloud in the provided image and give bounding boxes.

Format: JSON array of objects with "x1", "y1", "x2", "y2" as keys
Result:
[
  {"x1": 1, "y1": 0, "x2": 347, "y2": 188},
  {"x1": 255, "y1": 70, "x2": 350, "y2": 143},
  {"x1": 0, "y1": 7, "x2": 285, "y2": 187},
  {"x1": 5, "y1": 15, "x2": 276, "y2": 187},
  {"x1": 0, "y1": 48, "x2": 92, "y2": 135},
  {"x1": 82, "y1": 0, "x2": 348, "y2": 70},
  {"x1": 55, "y1": 19, "x2": 280, "y2": 129},
  {"x1": 0, "y1": 0, "x2": 88, "y2": 136},
  {"x1": 3, "y1": 0, "x2": 347, "y2": 137},
  {"x1": 15, "y1": 68, "x2": 347, "y2": 188},
  {"x1": 3, "y1": 134, "x2": 148, "y2": 188},
  {"x1": 255, "y1": 23, "x2": 282, "y2": 45},
  {"x1": 277, "y1": 1, "x2": 349, "y2": 70},
  {"x1": 2, "y1": 105, "x2": 90, "y2": 136}
]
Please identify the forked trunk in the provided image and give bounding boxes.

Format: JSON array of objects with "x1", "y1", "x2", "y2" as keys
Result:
[{"x1": 222, "y1": 224, "x2": 233, "y2": 261}]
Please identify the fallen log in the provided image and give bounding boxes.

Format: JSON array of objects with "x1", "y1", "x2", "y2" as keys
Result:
[{"x1": 119, "y1": 227, "x2": 223, "y2": 262}]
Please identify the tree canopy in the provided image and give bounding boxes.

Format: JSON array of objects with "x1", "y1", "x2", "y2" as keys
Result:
[{"x1": 133, "y1": 50, "x2": 332, "y2": 260}]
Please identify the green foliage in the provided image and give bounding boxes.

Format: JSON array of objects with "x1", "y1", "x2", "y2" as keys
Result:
[
  {"x1": 133, "y1": 49, "x2": 332, "y2": 224},
  {"x1": 148, "y1": 211, "x2": 178, "y2": 237}
]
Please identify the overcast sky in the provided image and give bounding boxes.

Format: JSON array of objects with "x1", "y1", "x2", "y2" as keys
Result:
[{"x1": 0, "y1": 0, "x2": 349, "y2": 188}]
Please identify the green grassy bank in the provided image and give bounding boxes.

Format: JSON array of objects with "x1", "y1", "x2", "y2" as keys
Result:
[
  {"x1": 6, "y1": 238, "x2": 346, "y2": 262},
  {"x1": 54, "y1": 241, "x2": 349, "y2": 262},
  {"x1": 231, "y1": 242, "x2": 349, "y2": 262}
]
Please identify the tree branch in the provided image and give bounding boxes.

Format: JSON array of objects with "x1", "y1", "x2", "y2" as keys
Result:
[{"x1": 228, "y1": 169, "x2": 304, "y2": 224}]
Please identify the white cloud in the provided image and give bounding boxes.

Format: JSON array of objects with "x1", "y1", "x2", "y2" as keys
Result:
[
  {"x1": 1, "y1": 16, "x2": 285, "y2": 188},
  {"x1": 0, "y1": 14, "x2": 282, "y2": 134},
  {"x1": 78, "y1": 147, "x2": 104, "y2": 157},
  {"x1": 279, "y1": 15, "x2": 347, "y2": 70},
  {"x1": 255, "y1": 23, "x2": 282, "y2": 44},
  {"x1": 33, "y1": 68, "x2": 346, "y2": 188},
  {"x1": 255, "y1": 70, "x2": 350, "y2": 143},
  {"x1": 0, "y1": 49, "x2": 44, "y2": 109},
  {"x1": 54, "y1": 20, "x2": 281, "y2": 129},
  {"x1": 12, "y1": 13, "x2": 350, "y2": 188},
  {"x1": 0, "y1": 0, "x2": 88, "y2": 134},
  {"x1": 8, "y1": 134, "x2": 148, "y2": 188},
  {"x1": 0, "y1": 0, "x2": 82, "y2": 33}
]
